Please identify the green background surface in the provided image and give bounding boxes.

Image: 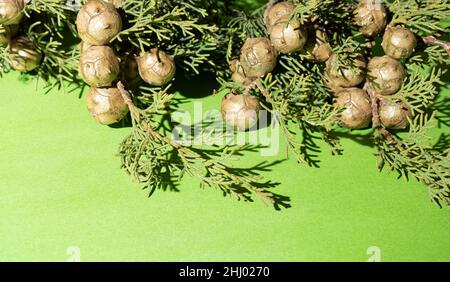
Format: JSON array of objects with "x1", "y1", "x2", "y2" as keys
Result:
[
  {"x1": 1, "y1": 0, "x2": 449, "y2": 262},
  {"x1": 0, "y1": 70, "x2": 449, "y2": 262}
]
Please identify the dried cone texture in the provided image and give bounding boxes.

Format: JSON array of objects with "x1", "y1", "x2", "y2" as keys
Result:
[
  {"x1": 76, "y1": 0, "x2": 122, "y2": 46},
  {"x1": 221, "y1": 93, "x2": 260, "y2": 131},
  {"x1": 367, "y1": 55, "x2": 406, "y2": 96},
  {"x1": 0, "y1": 0, "x2": 24, "y2": 25},
  {"x1": 80, "y1": 45, "x2": 120, "y2": 87},
  {"x1": 304, "y1": 28, "x2": 332, "y2": 62},
  {"x1": 122, "y1": 54, "x2": 141, "y2": 86},
  {"x1": 264, "y1": 2, "x2": 295, "y2": 28},
  {"x1": 8, "y1": 36, "x2": 42, "y2": 72},
  {"x1": 382, "y1": 27, "x2": 417, "y2": 60},
  {"x1": 137, "y1": 48, "x2": 176, "y2": 86},
  {"x1": 230, "y1": 59, "x2": 253, "y2": 86},
  {"x1": 269, "y1": 19, "x2": 308, "y2": 54},
  {"x1": 102, "y1": 0, "x2": 121, "y2": 8},
  {"x1": 79, "y1": 41, "x2": 93, "y2": 54},
  {"x1": 326, "y1": 54, "x2": 367, "y2": 91},
  {"x1": 87, "y1": 86, "x2": 129, "y2": 125},
  {"x1": 379, "y1": 100, "x2": 411, "y2": 129},
  {"x1": 0, "y1": 24, "x2": 18, "y2": 46},
  {"x1": 353, "y1": 0, "x2": 387, "y2": 37},
  {"x1": 334, "y1": 88, "x2": 372, "y2": 129},
  {"x1": 240, "y1": 37, "x2": 278, "y2": 78}
]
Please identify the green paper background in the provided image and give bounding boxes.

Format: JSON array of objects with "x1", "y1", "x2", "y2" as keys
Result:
[
  {"x1": 1, "y1": 0, "x2": 450, "y2": 262},
  {"x1": 1, "y1": 70, "x2": 449, "y2": 262}
]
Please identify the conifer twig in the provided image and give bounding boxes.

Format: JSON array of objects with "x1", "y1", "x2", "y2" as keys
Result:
[
  {"x1": 118, "y1": 81, "x2": 183, "y2": 150},
  {"x1": 364, "y1": 85, "x2": 391, "y2": 139},
  {"x1": 422, "y1": 35, "x2": 450, "y2": 56},
  {"x1": 116, "y1": 83, "x2": 287, "y2": 207}
]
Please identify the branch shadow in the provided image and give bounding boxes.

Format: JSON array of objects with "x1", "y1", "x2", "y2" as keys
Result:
[
  {"x1": 134, "y1": 142, "x2": 290, "y2": 210},
  {"x1": 331, "y1": 130, "x2": 375, "y2": 148},
  {"x1": 172, "y1": 72, "x2": 219, "y2": 99},
  {"x1": 431, "y1": 95, "x2": 450, "y2": 128},
  {"x1": 428, "y1": 58, "x2": 450, "y2": 128},
  {"x1": 432, "y1": 133, "x2": 450, "y2": 152},
  {"x1": 190, "y1": 144, "x2": 291, "y2": 210}
]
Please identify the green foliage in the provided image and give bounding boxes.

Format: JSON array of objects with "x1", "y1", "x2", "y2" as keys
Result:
[
  {"x1": 375, "y1": 113, "x2": 449, "y2": 207},
  {"x1": 117, "y1": 83, "x2": 288, "y2": 207},
  {"x1": 26, "y1": 20, "x2": 79, "y2": 92},
  {"x1": 291, "y1": 0, "x2": 355, "y2": 33},
  {"x1": 0, "y1": 0, "x2": 448, "y2": 208},
  {"x1": 114, "y1": 0, "x2": 222, "y2": 75},
  {"x1": 0, "y1": 45, "x2": 11, "y2": 76},
  {"x1": 219, "y1": 0, "x2": 450, "y2": 208},
  {"x1": 228, "y1": 6, "x2": 267, "y2": 40},
  {"x1": 114, "y1": 1, "x2": 288, "y2": 206},
  {"x1": 387, "y1": 0, "x2": 450, "y2": 35},
  {"x1": 220, "y1": 0, "x2": 346, "y2": 166},
  {"x1": 391, "y1": 65, "x2": 445, "y2": 115},
  {"x1": 1, "y1": 0, "x2": 79, "y2": 91},
  {"x1": 24, "y1": 0, "x2": 74, "y2": 26},
  {"x1": 410, "y1": 45, "x2": 450, "y2": 66}
]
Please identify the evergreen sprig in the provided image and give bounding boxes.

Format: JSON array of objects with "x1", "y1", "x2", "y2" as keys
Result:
[
  {"x1": 410, "y1": 45, "x2": 450, "y2": 65},
  {"x1": 370, "y1": 0, "x2": 450, "y2": 207},
  {"x1": 112, "y1": 0, "x2": 288, "y2": 206},
  {"x1": 0, "y1": 45, "x2": 11, "y2": 75},
  {"x1": 387, "y1": 0, "x2": 450, "y2": 35},
  {"x1": 291, "y1": 0, "x2": 355, "y2": 30},
  {"x1": 375, "y1": 113, "x2": 449, "y2": 207},
  {"x1": 27, "y1": 19, "x2": 79, "y2": 92},
  {"x1": 24, "y1": 0, "x2": 73, "y2": 26},
  {"x1": 114, "y1": 0, "x2": 220, "y2": 74},
  {"x1": 391, "y1": 65, "x2": 444, "y2": 115},
  {"x1": 1, "y1": 0, "x2": 447, "y2": 208},
  {"x1": 220, "y1": 0, "x2": 346, "y2": 166},
  {"x1": 1, "y1": 1, "x2": 79, "y2": 91},
  {"x1": 117, "y1": 82, "x2": 288, "y2": 207},
  {"x1": 219, "y1": 0, "x2": 449, "y2": 207}
]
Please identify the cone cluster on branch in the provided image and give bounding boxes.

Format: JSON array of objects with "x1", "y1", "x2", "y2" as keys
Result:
[
  {"x1": 76, "y1": 0, "x2": 177, "y2": 125},
  {"x1": 0, "y1": 0, "x2": 448, "y2": 208},
  {"x1": 218, "y1": 0, "x2": 449, "y2": 207},
  {"x1": 77, "y1": 0, "x2": 128, "y2": 125},
  {"x1": 327, "y1": 0, "x2": 418, "y2": 130},
  {"x1": 0, "y1": 0, "x2": 41, "y2": 72},
  {"x1": 223, "y1": 1, "x2": 333, "y2": 132}
]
